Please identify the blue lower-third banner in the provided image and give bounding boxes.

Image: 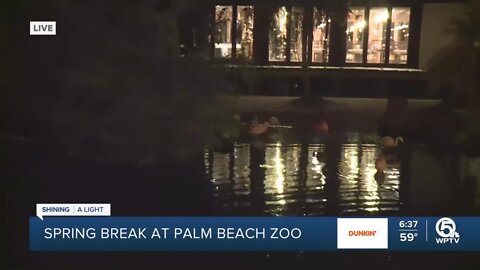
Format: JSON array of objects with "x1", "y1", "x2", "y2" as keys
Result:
[{"x1": 29, "y1": 217, "x2": 480, "y2": 251}]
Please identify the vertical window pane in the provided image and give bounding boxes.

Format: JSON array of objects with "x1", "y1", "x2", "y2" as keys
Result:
[
  {"x1": 367, "y1": 7, "x2": 389, "y2": 63},
  {"x1": 236, "y1": 6, "x2": 254, "y2": 60},
  {"x1": 269, "y1": 7, "x2": 288, "y2": 61},
  {"x1": 290, "y1": 7, "x2": 304, "y2": 62},
  {"x1": 214, "y1": 6, "x2": 233, "y2": 59},
  {"x1": 390, "y1": 7, "x2": 410, "y2": 64},
  {"x1": 346, "y1": 8, "x2": 366, "y2": 63},
  {"x1": 312, "y1": 7, "x2": 331, "y2": 63}
]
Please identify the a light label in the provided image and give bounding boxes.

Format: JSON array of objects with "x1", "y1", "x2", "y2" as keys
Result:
[{"x1": 36, "y1": 203, "x2": 111, "y2": 220}]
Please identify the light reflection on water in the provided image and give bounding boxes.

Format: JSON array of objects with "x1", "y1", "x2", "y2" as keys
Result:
[
  {"x1": 205, "y1": 140, "x2": 401, "y2": 216},
  {"x1": 338, "y1": 144, "x2": 400, "y2": 214}
]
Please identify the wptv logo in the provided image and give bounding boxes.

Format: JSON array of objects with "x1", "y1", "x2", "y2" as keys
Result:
[{"x1": 435, "y1": 217, "x2": 460, "y2": 244}]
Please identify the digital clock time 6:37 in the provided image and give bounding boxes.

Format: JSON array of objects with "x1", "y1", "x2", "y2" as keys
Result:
[{"x1": 399, "y1": 220, "x2": 418, "y2": 228}]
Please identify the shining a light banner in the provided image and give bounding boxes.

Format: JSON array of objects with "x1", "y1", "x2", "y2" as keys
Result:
[{"x1": 29, "y1": 216, "x2": 480, "y2": 251}]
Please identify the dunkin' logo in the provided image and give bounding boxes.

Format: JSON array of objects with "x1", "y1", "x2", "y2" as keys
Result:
[
  {"x1": 348, "y1": 230, "x2": 377, "y2": 237},
  {"x1": 337, "y1": 218, "x2": 388, "y2": 249}
]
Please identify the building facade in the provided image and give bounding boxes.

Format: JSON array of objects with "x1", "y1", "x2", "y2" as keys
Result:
[{"x1": 180, "y1": 0, "x2": 468, "y2": 96}]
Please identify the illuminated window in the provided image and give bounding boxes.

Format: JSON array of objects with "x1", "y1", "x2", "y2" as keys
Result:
[
  {"x1": 213, "y1": 5, "x2": 255, "y2": 61},
  {"x1": 346, "y1": 8, "x2": 366, "y2": 63},
  {"x1": 236, "y1": 6, "x2": 254, "y2": 60},
  {"x1": 290, "y1": 7, "x2": 304, "y2": 62},
  {"x1": 389, "y1": 8, "x2": 410, "y2": 64},
  {"x1": 367, "y1": 7, "x2": 389, "y2": 63},
  {"x1": 269, "y1": 7, "x2": 288, "y2": 61},
  {"x1": 214, "y1": 6, "x2": 233, "y2": 59},
  {"x1": 269, "y1": 7, "x2": 304, "y2": 62},
  {"x1": 346, "y1": 6, "x2": 410, "y2": 65},
  {"x1": 312, "y1": 7, "x2": 331, "y2": 63}
]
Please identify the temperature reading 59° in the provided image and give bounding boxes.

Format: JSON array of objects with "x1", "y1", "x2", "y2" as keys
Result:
[{"x1": 400, "y1": 232, "x2": 418, "y2": 242}]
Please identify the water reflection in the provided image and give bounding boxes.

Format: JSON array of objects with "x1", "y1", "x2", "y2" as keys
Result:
[
  {"x1": 337, "y1": 144, "x2": 400, "y2": 213},
  {"x1": 206, "y1": 140, "x2": 401, "y2": 215}
]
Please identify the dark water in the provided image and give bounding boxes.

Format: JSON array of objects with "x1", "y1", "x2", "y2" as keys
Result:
[
  {"x1": 5, "y1": 133, "x2": 480, "y2": 270},
  {"x1": 204, "y1": 132, "x2": 402, "y2": 216}
]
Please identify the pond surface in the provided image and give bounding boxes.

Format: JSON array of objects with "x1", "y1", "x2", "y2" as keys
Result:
[{"x1": 204, "y1": 132, "x2": 403, "y2": 216}]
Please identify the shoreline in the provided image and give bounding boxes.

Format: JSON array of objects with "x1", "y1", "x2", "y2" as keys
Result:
[{"x1": 216, "y1": 96, "x2": 443, "y2": 132}]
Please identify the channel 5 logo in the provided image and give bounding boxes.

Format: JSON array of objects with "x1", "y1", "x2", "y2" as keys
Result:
[{"x1": 435, "y1": 217, "x2": 460, "y2": 244}]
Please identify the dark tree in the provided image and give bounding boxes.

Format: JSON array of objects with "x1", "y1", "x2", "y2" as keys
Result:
[{"x1": 3, "y1": 0, "x2": 241, "y2": 165}]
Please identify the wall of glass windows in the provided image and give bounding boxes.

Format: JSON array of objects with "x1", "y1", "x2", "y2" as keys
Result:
[{"x1": 210, "y1": 1, "x2": 415, "y2": 67}]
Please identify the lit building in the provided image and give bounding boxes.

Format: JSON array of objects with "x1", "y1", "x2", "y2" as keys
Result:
[{"x1": 179, "y1": 0, "x2": 469, "y2": 96}]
